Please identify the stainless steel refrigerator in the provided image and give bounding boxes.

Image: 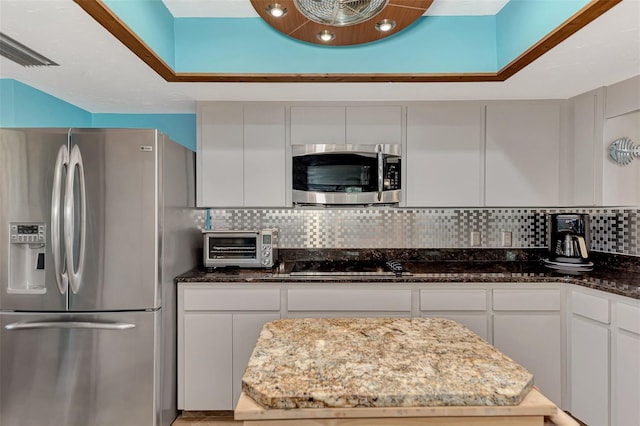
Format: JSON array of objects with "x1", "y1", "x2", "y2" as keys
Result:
[{"x1": 0, "y1": 128, "x2": 199, "y2": 426}]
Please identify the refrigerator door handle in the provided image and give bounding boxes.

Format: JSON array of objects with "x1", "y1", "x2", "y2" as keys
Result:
[
  {"x1": 51, "y1": 144, "x2": 69, "y2": 295},
  {"x1": 64, "y1": 144, "x2": 87, "y2": 294},
  {"x1": 5, "y1": 320, "x2": 136, "y2": 331}
]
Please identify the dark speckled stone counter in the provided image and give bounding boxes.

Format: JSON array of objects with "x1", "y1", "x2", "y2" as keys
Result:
[{"x1": 176, "y1": 249, "x2": 640, "y2": 300}]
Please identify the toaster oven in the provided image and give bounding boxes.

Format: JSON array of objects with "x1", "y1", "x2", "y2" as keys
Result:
[{"x1": 203, "y1": 229, "x2": 277, "y2": 269}]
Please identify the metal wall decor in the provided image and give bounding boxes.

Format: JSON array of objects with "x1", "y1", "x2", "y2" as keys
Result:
[{"x1": 609, "y1": 137, "x2": 639, "y2": 166}]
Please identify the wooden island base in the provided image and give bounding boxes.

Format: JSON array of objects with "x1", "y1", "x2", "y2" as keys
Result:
[{"x1": 235, "y1": 388, "x2": 562, "y2": 426}]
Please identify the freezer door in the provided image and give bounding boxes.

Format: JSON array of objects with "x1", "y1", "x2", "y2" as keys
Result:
[
  {"x1": 0, "y1": 311, "x2": 161, "y2": 426},
  {"x1": 0, "y1": 128, "x2": 68, "y2": 311},
  {"x1": 67, "y1": 129, "x2": 159, "y2": 311}
]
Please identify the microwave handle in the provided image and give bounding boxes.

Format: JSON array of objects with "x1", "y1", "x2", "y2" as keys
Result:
[{"x1": 377, "y1": 145, "x2": 383, "y2": 201}]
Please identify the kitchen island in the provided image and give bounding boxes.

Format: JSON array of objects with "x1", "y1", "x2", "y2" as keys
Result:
[{"x1": 235, "y1": 317, "x2": 564, "y2": 425}]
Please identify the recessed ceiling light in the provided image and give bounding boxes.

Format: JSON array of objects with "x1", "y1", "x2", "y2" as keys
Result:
[
  {"x1": 316, "y1": 30, "x2": 336, "y2": 42},
  {"x1": 375, "y1": 19, "x2": 396, "y2": 32},
  {"x1": 266, "y1": 3, "x2": 287, "y2": 18}
]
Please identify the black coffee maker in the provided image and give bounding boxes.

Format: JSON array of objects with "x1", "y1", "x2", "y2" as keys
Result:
[{"x1": 545, "y1": 213, "x2": 593, "y2": 271}]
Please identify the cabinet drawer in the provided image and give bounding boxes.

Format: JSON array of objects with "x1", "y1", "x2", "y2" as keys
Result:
[
  {"x1": 493, "y1": 289, "x2": 560, "y2": 311},
  {"x1": 183, "y1": 288, "x2": 280, "y2": 311},
  {"x1": 618, "y1": 302, "x2": 640, "y2": 335},
  {"x1": 572, "y1": 290, "x2": 610, "y2": 324},
  {"x1": 420, "y1": 289, "x2": 486, "y2": 311},
  {"x1": 287, "y1": 288, "x2": 411, "y2": 312}
]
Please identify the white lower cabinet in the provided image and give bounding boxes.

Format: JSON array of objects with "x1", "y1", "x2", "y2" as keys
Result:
[
  {"x1": 571, "y1": 315, "x2": 610, "y2": 425},
  {"x1": 569, "y1": 287, "x2": 640, "y2": 426},
  {"x1": 613, "y1": 302, "x2": 640, "y2": 426},
  {"x1": 178, "y1": 286, "x2": 281, "y2": 410},
  {"x1": 183, "y1": 313, "x2": 232, "y2": 410},
  {"x1": 570, "y1": 289, "x2": 610, "y2": 426},
  {"x1": 492, "y1": 288, "x2": 562, "y2": 406},
  {"x1": 419, "y1": 288, "x2": 488, "y2": 340},
  {"x1": 177, "y1": 280, "x2": 640, "y2": 420}
]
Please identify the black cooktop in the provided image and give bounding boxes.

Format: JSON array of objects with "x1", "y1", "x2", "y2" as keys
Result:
[{"x1": 290, "y1": 260, "x2": 409, "y2": 276}]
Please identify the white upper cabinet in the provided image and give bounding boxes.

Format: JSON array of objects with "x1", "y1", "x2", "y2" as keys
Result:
[
  {"x1": 568, "y1": 89, "x2": 604, "y2": 206},
  {"x1": 197, "y1": 102, "x2": 244, "y2": 207},
  {"x1": 346, "y1": 106, "x2": 403, "y2": 145},
  {"x1": 243, "y1": 104, "x2": 286, "y2": 207},
  {"x1": 197, "y1": 102, "x2": 287, "y2": 207},
  {"x1": 485, "y1": 102, "x2": 561, "y2": 206},
  {"x1": 290, "y1": 106, "x2": 346, "y2": 145},
  {"x1": 406, "y1": 103, "x2": 484, "y2": 207},
  {"x1": 602, "y1": 110, "x2": 640, "y2": 206},
  {"x1": 605, "y1": 75, "x2": 640, "y2": 119},
  {"x1": 290, "y1": 105, "x2": 403, "y2": 145}
]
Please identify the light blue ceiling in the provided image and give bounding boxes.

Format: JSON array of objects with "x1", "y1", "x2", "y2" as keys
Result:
[{"x1": 101, "y1": 0, "x2": 589, "y2": 74}]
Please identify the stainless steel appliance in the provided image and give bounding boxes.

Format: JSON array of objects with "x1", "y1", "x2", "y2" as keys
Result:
[
  {"x1": 292, "y1": 144, "x2": 401, "y2": 205},
  {"x1": 203, "y1": 229, "x2": 277, "y2": 269},
  {"x1": 0, "y1": 128, "x2": 199, "y2": 426},
  {"x1": 544, "y1": 213, "x2": 593, "y2": 272}
]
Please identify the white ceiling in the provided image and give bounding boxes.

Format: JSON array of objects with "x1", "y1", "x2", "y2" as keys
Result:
[
  {"x1": 0, "y1": 0, "x2": 638, "y2": 114},
  {"x1": 161, "y1": 0, "x2": 510, "y2": 17}
]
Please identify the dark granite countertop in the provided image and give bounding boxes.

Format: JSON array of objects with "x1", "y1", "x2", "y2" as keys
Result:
[{"x1": 176, "y1": 255, "x2": 640, "y2": 300}]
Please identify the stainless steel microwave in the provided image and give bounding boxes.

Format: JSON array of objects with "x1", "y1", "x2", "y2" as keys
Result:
[
  {"x1": 292, "y1": 144, "x2": 401, "y2": 205},
  {"x1": 203, "y1": 229, "x2": 277, "y2": 269}
]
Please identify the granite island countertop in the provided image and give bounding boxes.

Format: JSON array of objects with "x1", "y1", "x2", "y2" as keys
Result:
[{"x1": 242, "y1": 317, "x2": 534, "y2": 409}]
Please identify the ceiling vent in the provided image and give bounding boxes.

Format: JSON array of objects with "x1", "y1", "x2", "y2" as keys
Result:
[
  {"x1": 293, "y1": 0, "x2": 387, "y2": 26},
  {"x1": 0, "y1": 32, "x2": 58, "y2": 67}
]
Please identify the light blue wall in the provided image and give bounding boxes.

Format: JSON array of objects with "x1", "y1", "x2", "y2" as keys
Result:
[
  {"x1": 496, "y1": 0, "x2": 591, "y2": 68},
  {"x1": 174, "y1": 16, "x2": 497, "y2": 73},
  {"x1": 103, "y1": 0, "x2": 175, "y2": 67},
  {"x1": 100, "y1": 0, "x2": 589, "y2": 74},
  {"x1": 0, "y1": 79, "x2": 92, "y2": 127},
  {"x1": 0, "y1": 79, "x2": 196, "y2": 150}
]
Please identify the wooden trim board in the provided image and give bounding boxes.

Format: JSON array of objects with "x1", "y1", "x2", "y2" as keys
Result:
[{"x1": 234, "y1": 389, "x2": 557, "y2": 425}]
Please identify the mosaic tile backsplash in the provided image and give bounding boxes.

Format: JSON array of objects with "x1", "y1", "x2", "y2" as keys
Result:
[{"x1": 195, "y1": 208, "x2": 639, "y2": 256}]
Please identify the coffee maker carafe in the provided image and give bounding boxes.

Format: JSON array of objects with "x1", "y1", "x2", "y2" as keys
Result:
[{"x1": 545, "y1": 213, "x2": 593, "y2": 271}]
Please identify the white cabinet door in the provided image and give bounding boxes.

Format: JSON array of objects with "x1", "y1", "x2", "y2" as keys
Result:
[
  {"x1": 346, "y1": 106, "x2": 403, "y2": 145},
  {"x1": 406, "y1": 103, "x2": 484, "y2": 206},
  {"x1": 197, "y1": 103, "x2": 244, "y2": 207},
  {"x1": 492, "y1": 288, "x2": 562, "y2": 405},
  {"x1": 493, "y1": 313, "x2": 562, "y2": 406},
  {"x1": 605, "y1": 75, "x2": 640, "y2": 118},
  {"x1": 232, "y1": 313, "x2": 281, "y2": 408},
  {"x1": 569, "y1": 89, "x2": 604, "y2": 206},
  {"x1": 614, "y1": 331, "x2": 640, "y2": 426},
  {"x1": 571, "y1": 315, "x2": 610, "y2": 426},
  {"x1": 244, "y1": 104, "x2": 286, "y2": 206},
  {"x1": 183, "y1": 313, "x2": 233, "y2": 410},
  {"x1": 602, "y1": 111, "x2": 640, "y2": 206},
  {"x1": 290, "y1": 106, "x2": 345, "y2": 145},
  {"x1": 485, "y1": 102, "x2": 561, "y2": 206},
  {"x1": 613, "y1": 302, "x2": 640, "y2": 426}
]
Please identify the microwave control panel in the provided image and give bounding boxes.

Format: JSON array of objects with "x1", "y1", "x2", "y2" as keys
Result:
[{"x1": 384, "y1": 159, "x2": 401, "y2": 190}]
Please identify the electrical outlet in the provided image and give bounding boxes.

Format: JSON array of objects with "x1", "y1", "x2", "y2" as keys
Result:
[
  {"x1": 501, "y1": 231, "x2": 512, "y2": 247},
  {"x1": 470, "y1": 231, "x2": 481, "y2": 247}
]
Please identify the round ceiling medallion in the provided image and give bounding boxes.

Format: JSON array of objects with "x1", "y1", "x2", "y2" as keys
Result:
[{"x1": 251, "y1": 0, "x2": 433, "y2": 46}]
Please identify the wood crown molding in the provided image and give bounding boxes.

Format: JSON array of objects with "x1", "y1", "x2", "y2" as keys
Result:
[{"x1": 73, "y1": 0, "x2": 622, "y2": 83}]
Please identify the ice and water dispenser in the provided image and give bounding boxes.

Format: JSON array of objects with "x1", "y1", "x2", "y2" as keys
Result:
[{"x1": 8, "y1": 222, "x2": 47, "y2": 294}]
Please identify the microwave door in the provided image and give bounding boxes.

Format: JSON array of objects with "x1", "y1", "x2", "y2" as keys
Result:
[{"x1": 292, "y1": 145, "x2": 401, "y2": 205}]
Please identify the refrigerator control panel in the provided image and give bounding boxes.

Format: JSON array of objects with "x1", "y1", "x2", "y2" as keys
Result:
[{"x1": 10, "y1": 223, "x2": 45, "y2": 244}]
